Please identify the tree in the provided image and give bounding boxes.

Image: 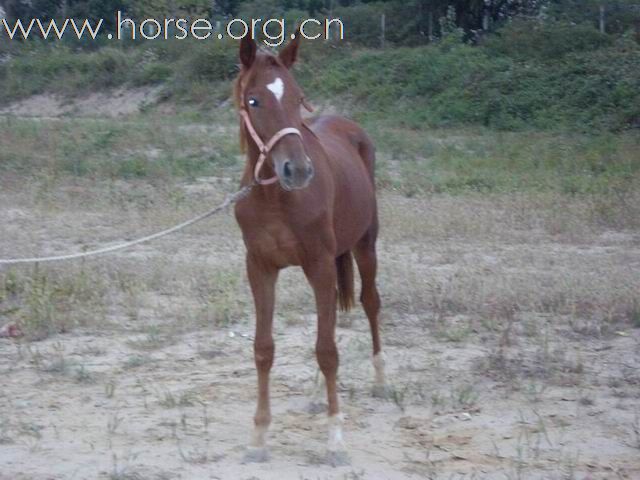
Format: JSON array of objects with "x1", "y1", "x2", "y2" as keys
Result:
[{"x1": 66, "y1": 0, "x2": 128, "y2": 30}]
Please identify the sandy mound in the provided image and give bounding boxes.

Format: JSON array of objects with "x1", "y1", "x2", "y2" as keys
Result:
[{"x1": 0, "y1": 86, "x2": 163, "y2": 118}]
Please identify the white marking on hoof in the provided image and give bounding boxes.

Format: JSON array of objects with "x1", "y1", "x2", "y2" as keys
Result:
[
  {"x1": 243, "y1": 446, "x2": 270, "y2": 463},
  {"x1": 327, "y1": 414, "x2": 345, "y2": 453},
  {"x1": 373, "y1": 352, "x2": 387, "y2": 386},
  {"x1": 266, "y1": 77, "x2": 284, "y2": 103},
  {"x1": 250, "y1": 424, "x2": 268, "y2": 449}
]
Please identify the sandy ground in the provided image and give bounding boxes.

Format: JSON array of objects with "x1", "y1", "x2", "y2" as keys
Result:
[
  {"x1": 0, "y1": 88, "x2": 163, "y2": 118},
  {"x1": 0, "y1": 179, "x2": 640, "y2": 480},
  {"x1": 0, "y1": 173, "x2": 639, "y2": 480}
]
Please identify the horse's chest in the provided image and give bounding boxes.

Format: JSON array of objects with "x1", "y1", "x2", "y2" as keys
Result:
[{"x1": 240, "y1": 217, "x2": 303, "y2": 267}]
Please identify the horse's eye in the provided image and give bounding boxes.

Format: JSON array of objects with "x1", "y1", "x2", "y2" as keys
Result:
[{"x1": 248, "y1": 98, "x2": 259, "y2": 107}]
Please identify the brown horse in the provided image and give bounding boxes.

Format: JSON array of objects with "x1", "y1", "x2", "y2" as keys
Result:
[{"x1": 233, "y1": 33, "x2": 387, "y2": 463}]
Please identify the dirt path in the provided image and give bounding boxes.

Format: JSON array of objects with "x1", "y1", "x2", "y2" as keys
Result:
[{"x1": 1, "y1": 179, "x2": 639, "y2": 479}]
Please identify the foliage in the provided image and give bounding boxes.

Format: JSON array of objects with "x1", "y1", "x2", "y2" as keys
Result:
[
  {"x1": 2, "y1": 1, "x2": 639, "y2": 49},
  {"x1": 483, "y1": 18, "x2": 614, "y2": 60},
  {"x1": 127, "y1": 0, "x2": 213, "y2": 19},
  {"x1": 292, "y1": 17, "x2": 640, "y2": 131},
  {"x1": 0, "y1": 45, "x2": 133, "y2": 98},
  {"x1": 1, "y1": 4, "x2": 639, "y2": 131},
  {"x1": 547, "y1": 0, "x2": 640, "y2": 35}
]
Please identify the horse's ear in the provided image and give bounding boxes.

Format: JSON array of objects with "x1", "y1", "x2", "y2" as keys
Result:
[
  {"x1": 240, "y1": 36, "x2": 256, "y2": 69},
  {"x1": 279, "y1": 27, "x2": 301, "y2": 68}
]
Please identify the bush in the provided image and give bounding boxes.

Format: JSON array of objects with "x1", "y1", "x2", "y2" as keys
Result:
[
  {"x1": 0, "y1": 44, "x2": 136, "y2": 99},
  {"x1": 134, "y1": 62, "x2": 173, "y2": 85},
  {"x1": 483, "y1": 19, "x2": 614, "y2": 61},
  {"x1": 86, "y1": 48, "x2": 132, "y2": 88},
  {"x1": 296, "y1": 25, "x2": 640, "y2": 131},
  {"x1": 180, "y1": 40, "x2": 238, "y2": 82},
  {"x1": 0, "y1": 17, "x2": 637, "y2": 132}
]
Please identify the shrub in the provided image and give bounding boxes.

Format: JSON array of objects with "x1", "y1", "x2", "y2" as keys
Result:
[
  {"x1": 134, "y1": 62, "x2": 173, "y2": 85},
  {"x1": 483, "y1": 19, "x2": 613, "y2": 61},
  {"x1": 0, "y1": 44, "x2": 136, "y2": 99},
  {"x1": 296, "y1": 26, "x2": 639, "y2": 131},
  {"x1": 178, "y1": 39, "x2": 238, "y2": 82},
  {"x1": 1, "y1": 18, "x2": 638, "y2": 132}
]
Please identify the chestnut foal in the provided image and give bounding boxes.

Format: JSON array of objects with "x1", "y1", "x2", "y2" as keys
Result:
[{"x1": 233, "y1": 34, "x2": 387, "y2": 462}]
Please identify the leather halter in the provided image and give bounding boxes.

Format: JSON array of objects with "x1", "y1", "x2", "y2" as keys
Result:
[{"x1": 239, "y1": 96, "x2": 315, "y2": 186}]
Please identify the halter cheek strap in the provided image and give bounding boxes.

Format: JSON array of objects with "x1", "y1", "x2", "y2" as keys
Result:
[{"x1": 239, "y1": 108, "x2": 303, "y2": 186}]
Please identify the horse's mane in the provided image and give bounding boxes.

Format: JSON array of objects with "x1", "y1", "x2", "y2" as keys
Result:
[{"x1": 233, "y1": 67, "x2": 249, "y2": 153}]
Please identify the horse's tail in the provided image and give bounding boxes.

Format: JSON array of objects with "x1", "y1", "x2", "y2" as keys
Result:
[
  {"x1": 357, "y1": 132, "x2": 377, "y2": 184},
  {"x1": 336, "y1": 251, "x2": 355, "y2": 312}
]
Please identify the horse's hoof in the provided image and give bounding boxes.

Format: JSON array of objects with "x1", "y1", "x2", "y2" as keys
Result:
[
  {"x1": 325, "y1": 449, "x2": 350, "y2": 467},
  {"x1": 372, "y1": 383, "x2": 394, "y2": 399},
  {"x1": 305, "y1": 401, "x2": 327, "y2": 414},
  {"x1": 242, "y1": 447, "x2": 270, "y2": 463}
]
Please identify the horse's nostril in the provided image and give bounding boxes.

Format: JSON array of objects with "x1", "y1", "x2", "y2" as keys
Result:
[
  {"x1": 283, "y1": 161, "x2": 293, "y2": 179},
  {"x1": 307, "y1": 165, "x2": 314, "y2": 178}
]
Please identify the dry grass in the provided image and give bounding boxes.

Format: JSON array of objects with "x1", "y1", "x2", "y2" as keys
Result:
[
  {"x1": 1, "y1": 128, "x2": 638, "y2": 356},
  {"x1": 1, "y1": 113, "x2": 639, "y2": 479}
]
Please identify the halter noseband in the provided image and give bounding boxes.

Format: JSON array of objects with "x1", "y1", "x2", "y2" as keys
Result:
[
  {"x1": 239, "y1": 95, "x2": 315, "y2": 186},
  {"x1": 239, "y1": 108, "x2": 301, "y2": 185}
]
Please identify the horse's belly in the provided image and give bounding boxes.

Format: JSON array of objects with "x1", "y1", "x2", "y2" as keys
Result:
[
  {"x1": 334, "y1": 201, "x2": 373, "y2": 254},
  {"x1": 333, "y1": 166, "x2": 375, "y2": 253}
]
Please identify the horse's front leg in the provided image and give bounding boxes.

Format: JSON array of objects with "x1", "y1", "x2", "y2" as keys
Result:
[
  {"x1": 244, "y1": 253, "x2": 278, "y2": 463},
  {"x1": 303, "y1": 255, "x2": 349, "y2": 465}
]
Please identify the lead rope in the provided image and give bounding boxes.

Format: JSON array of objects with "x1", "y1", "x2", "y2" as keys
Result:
[{"x1": 0, "y1": 183, "x2": 254, "y2": 266}]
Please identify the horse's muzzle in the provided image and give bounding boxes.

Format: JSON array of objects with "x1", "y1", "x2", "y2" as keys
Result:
[{"x1": 279, "y1": 158, "x2": 314, "y2": 190}]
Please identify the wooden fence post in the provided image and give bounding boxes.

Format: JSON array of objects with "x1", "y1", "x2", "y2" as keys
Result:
[{"x1": 483, "y1": 0, "x2": 491, "y2": 31}]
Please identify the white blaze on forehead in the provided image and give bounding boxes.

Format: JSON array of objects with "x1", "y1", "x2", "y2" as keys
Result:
[{"x1": 266, "y1": 77, "x2": 284, "y2": 103}]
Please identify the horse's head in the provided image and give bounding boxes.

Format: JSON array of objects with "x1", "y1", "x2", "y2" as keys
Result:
[{"x1": 235, "y1": 33, "x2": 314, "y2": 191}]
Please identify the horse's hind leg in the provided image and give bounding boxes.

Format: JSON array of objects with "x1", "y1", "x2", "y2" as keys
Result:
[{"x1": 353, "y1": 223, "x2": 389, "y2": 397}]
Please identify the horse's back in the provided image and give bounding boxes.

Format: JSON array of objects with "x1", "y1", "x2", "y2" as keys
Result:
[{"x1": 306, "y1": 115, "x2": 376, "y2": 181}]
